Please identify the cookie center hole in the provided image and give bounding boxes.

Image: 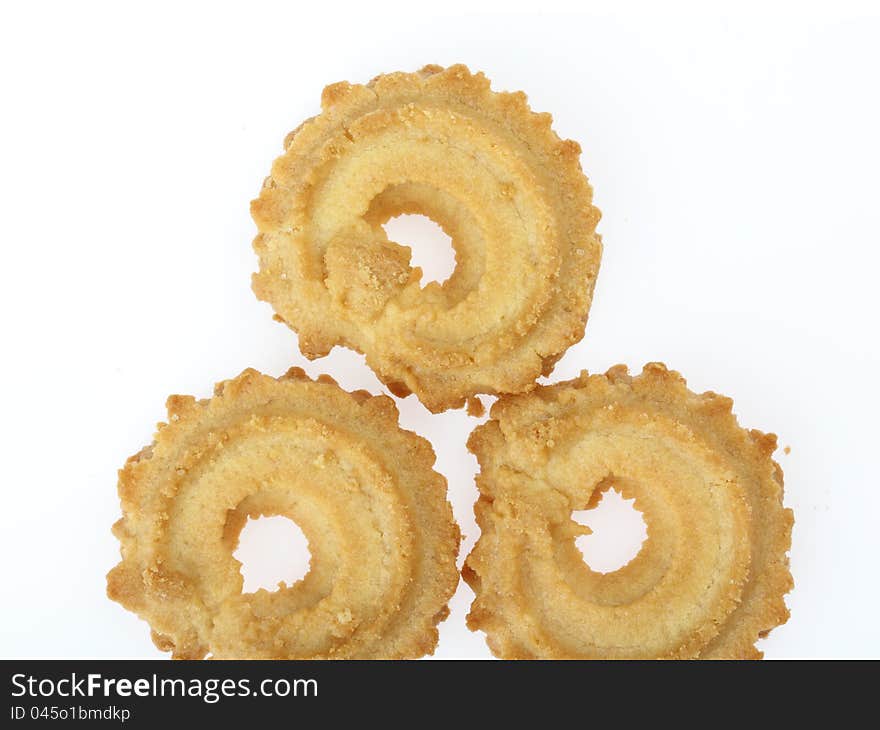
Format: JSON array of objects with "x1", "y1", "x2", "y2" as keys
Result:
[
  {"x1": 383, "y1": 214, "x2": 455, "y2": 284},
  {"x1": 572, "y1": 488, "x2": 648, "y2": 574},
  {"x1": 233, "y1": 515, "x2": 310, "y2": 593}
]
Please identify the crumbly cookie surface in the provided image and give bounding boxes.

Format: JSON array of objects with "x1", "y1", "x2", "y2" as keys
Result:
[
  {"x1": 252, "y1": 64, "x2": 602, "y2": 412},
  {"x1": 463, "y1": 363, "x2": 793, "y2": 659},
  {"x1": 108, "y1": 368, "x2": 460, "y2": 659}
]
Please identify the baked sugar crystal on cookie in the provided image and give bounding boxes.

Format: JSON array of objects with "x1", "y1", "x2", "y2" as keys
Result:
[
  {"x1": 107, "y1": 369, "x2": 460, "y2": 659},
  {"x1": 251, "y1": 65, "x2": 602, "y2": 412},
  {"x1": 463, "y1": 364, "x2": 793, "y2": 659}
]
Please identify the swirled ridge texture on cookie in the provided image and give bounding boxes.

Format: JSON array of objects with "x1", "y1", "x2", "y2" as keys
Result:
[
  {"x1": 252, "y1": 65, "x2": 602, "y2": 412},
  {"x1": 464, "y1": 364, "x2": 793, "y2": 659},
  {"x1": 108, "y1": 369, "x2": 460, "y2": 659}
]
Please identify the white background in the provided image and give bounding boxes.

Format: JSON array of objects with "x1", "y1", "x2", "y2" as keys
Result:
[{"x1": 2, "y1": 1, "x2": 878, "y2": 659}]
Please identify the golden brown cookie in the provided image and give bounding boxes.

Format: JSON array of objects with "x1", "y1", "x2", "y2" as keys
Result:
[
  {"x1": 252, "y1": 64, "x2": 601, "y2": 412},
  {"x1": 108, "y1": 368, "x2": 460, "y2": 659},
  {"x1": 463, "y1": 363, "x2": 793, "y2": 659}
]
